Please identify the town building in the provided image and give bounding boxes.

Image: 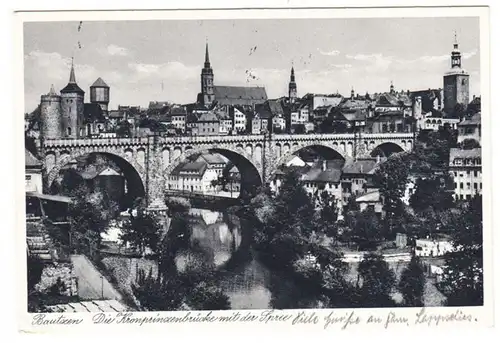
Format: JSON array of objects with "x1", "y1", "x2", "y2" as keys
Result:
[
  {"x1": 230, "y1": 106, "x2": 248, "y2": 133},
  {"x1": 449, "y1": 148, "x2": 482, "y2": 200},
  {"x1": 302, "y1": 93, "x2": 343, "y2": 111},
  {"x1": 300, "y1": 160, "x2": 344, "y2": 210},
  {"x1": 340, "y1": 158, "x2": 380, "y2": 204},
  {"x1": 168, "y1": 161, "x2": 208, "y2": 193},
  {"x1": 443, "y1": 34, "x2": 470, "y2": 114},
  {"x1": 195, "y1": 153, "x2": 227, "y2": 178},
  {"x1": 355, "y1": 190, "x2": 384, "y2": 219},
  {"x1": 192, "y1": 111, "x2": 220, "y2": 136},
  {"x1": 217, "y1": 110, "x2": 233, "y2": 135},
  {"x1": 169, "y1": 106, "x2": 188, "y2": 132},
  {"x1": 410, "y1": 88, "x2": 444, "y2": 119},
  {"x1": 417, "y1": 113, "x2": 460, "y2": 131},
  {"x1": 415, "y1": 239, "x2": 454, "y2": 257},
  {"x1": 25, "y1": 149, "x2": 43, "y2": 193},
  {"x1": 167, "y1": 155, "x2": 225, "y2": 194},
  {"x1": 457, "y1": 112, "x2": 481, "y2": 145},
  {"x1": 251, "y1": 111, "x2": 271, "y2": 135},
  {"x1": 198, "y1": 43, "x2": 268, "y2": 109}
]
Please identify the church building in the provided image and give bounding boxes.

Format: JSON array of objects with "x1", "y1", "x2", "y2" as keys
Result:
[{"x1": 197, "y1": 43, "x2": 268, "y2": 109}]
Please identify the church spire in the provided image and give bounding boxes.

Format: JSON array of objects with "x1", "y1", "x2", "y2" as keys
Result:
[
  {"x1": 69, "y1": 57, "x2": 76, "y2": 83},
  {"x1": 290, "y1": 65, "x2": 295, "y2": 82},
  {"x1": 204, "y1": 41, "x2": 211, "y2": 68}
]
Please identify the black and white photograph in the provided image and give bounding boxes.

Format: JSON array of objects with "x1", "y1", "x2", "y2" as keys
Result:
[{"x1": 20, "y1": 8, "x2": 488, "y2": 319}]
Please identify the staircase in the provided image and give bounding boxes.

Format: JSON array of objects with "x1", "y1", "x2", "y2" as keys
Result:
[{"x1": 26, "y1": 221, "x2": 54, "y2": 262}]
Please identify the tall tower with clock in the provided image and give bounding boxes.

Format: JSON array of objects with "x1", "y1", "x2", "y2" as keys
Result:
[{"x1": 443, "y1": 32, "x2": 470, "y2": 115}]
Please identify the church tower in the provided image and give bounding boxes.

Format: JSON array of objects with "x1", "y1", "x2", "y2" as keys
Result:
[
  {"x1": 288, "y1": 66, "x2": 297, "y2": 103},
  {"x1": 443, "y1": 32, "x2": 470, "y2": 115},
  {"x1": 60, "y1": 59, "x2": 85, "y2": 138},
  {"x1": 200, "y1": 42, "x2": 215, "y2": 107},
  {"x1": 40, "y1": 84, "x2": 62, "y2": 139}
]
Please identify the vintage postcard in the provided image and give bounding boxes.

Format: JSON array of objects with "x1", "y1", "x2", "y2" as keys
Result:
[{"x1": 16, "y1": 5, "x2": 493, "y2": 335}]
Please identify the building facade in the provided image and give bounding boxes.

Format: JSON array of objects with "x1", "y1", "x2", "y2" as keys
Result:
[
  {"x1": 457, "y1": 112, "x2": 481, "y2": 145},
  {"x1": 449, "y1": 148, "x2": 482, "y2": 200}
]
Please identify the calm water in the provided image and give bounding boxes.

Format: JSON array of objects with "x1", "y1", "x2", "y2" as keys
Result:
[{"x1": 171, "y1": 207, "x2": 312, "y2": 310}]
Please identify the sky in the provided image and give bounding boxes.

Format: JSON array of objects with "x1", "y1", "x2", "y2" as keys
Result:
[{"x1": 23, "y1": 17, "x2": 480, "y2": 113}]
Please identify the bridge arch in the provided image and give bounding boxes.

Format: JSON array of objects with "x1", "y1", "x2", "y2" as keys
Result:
[
  {"x1": 46, "y1": 149, "x2": 147, "y2": 207},
  {"x1": 370, "y1": 142, "x2": 406, "y2": 157},
  {"x1": 268, "y1": 143, "x2": 346, "y2": 179},
  {"x1": 164, "y1": 146, "x2": 262, "y2": 196}
]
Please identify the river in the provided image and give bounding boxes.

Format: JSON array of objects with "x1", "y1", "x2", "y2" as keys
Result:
[{"x1": 171, "y1": 207, "x2": 317, "y2": 310}]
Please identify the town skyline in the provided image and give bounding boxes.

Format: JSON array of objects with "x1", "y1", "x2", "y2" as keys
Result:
[{"x1": 24, "y1": 17, "x2": 480, "y2": 113}]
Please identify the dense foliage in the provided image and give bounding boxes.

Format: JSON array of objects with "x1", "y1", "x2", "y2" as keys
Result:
[
  {"x1": 440, "y1": 195, "x2": 483, "y2": 306},
  {"x1": 399, "y1": 255, "x2": 425, "y2": 307}
]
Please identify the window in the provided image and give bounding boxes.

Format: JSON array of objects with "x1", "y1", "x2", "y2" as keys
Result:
[
  {"x1": 474, "y1": 183, "x2": 478, "y2": 189},
  {"x1": 368, "y1": 205, "x2": 375, "y2": 212},
  {"x1": 480, "y1": 183, "x2": 482, "y2": 190},
  {"x1": 67, "y1": 127, "x2": 72, "y2": 136},
  {"x1": 474, "y1": 170, "x2": 478, "y2": 177},
  {"x1": 460, "y1": 182, "x2": 464, "y2": 189},
  {"x1": 460, "y1": 194, "x2": 464, "y2": 200},
  {"x1": 454, "y1": 182, "x2": 457, "y2": 189},
  {"x1": 26, "y1": 175, "x2": 32, "y2": 181},
  {"x1": 466, "y1": 170, "x2": 470, "y2": 176},
  {"x1": 466, "y1": 182, "x2": 470, "y2": 189}
]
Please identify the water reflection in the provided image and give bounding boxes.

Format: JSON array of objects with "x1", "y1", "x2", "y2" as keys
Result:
[{"x1": 170, "y1": 207, "x2": 314, "y2": 310}]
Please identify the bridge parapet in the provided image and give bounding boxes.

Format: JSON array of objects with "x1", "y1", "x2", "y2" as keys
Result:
[
  {"x1": 43, "y1": 137, "x2": 150, "y2": 147},
  {"x1": 160, "y1": 134, "x2": 266, "y2": 145}
]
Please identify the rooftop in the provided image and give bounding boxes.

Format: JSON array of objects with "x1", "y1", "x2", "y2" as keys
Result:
[
  {"x1": 449, "y1": 148, "x2": 481, "y2": 160},
  {"x1": 90, "y1": 77, "x2": 109, "y2": 88},
  {"x1": 25, "y1": 149, "x2": 42, "y2": 167},
  {"x1": 356, "y1": 190, "x2": 381, "y2": 203},
  {"x1": 214, "y1": 85, "x2": 268, "y2": 106},
  {"x1": 342, "y1": 158, "x2": 378, "y2": 175}
]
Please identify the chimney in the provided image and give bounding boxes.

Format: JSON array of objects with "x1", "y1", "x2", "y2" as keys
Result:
[{"x1": 322, "y1": 160, "x2": 327, "y2": 171}]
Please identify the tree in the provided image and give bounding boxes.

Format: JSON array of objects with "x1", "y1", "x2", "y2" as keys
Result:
[
  {"x1": 409, "y1": 176, "x2": 454, "y2": 213},
  {"x1": 293, "y1": 124, "x2": 306, "y2": 134},
  {"x1": 399, "y1": 255, "x2": 425, "y2": 307},
  {"x1": 346, "y1": 208, "x2": 385, "y2": 250},
  {"x1": 357, "y1": 252, "x2": 396, "y2": 307},
  {"x1": 27, "y1": 253, "x2": 44, "y2": 294},
  {"x1": 374, "y1": 153, "x2": 409, "y2": 232},
  {"x1": 440, "y1": 195, "x2": 483, "y2": 306},
  {"x1": 119, "y1": 210, "x2": 163, "y2": 256},
  {"x1": 67, "y1": 187, "x2": 109, "y2": 257},
  {"x1": 459, "y1": 139, "x2": 481, "y2": 150},
  {"x1": 186, "y1": 282, "x2": 231, "y2": 310},
  {"x1": 116, "y1": 120, "x2": 132, "y2": 137},
  {"x1": 132, "y1": 268, "x2": 184, "y2": 311}
]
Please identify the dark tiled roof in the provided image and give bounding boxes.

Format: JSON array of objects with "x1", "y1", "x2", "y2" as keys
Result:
[
  {"x1": 25, "y1": 149, "x2": 42, "y2": 167},
  {"x1": 342, "y1": 158, "x2": 378, "y2": 175},
  {"x1": 198, "y1": 111, "x2": 219, "y2": 122},
  {"x1": 60, "y1": 82, "x2": 85, "y2": 95},
  {"x1": 90, "y1": 77, "x2": 109, "y2": 88},
  {"x1": 170, "y1": 106, "x2": 187, "y2": 115},
  {"x1": 341, "y1": 110, "x2": 366, "y2": 121},
  {"x1": 214, "y1": 86, "x2": 268, "y2": 106}
]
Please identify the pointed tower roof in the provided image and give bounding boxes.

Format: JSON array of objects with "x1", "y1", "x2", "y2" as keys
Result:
[
  {"x1": 60, "y1": 58, "x2": 84, "y2": 94},
  {"x1": 91, "y1": 77, "x2": 109, "y2": 88},
  {"x1": 205, "y1": 42, "x2": 210, "y2": 64},
  {"x1": 47, "y1": 84, "x2": 58, "y2": 96}
]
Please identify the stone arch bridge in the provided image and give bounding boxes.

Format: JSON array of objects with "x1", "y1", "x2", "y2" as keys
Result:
[{"x1": 42, "y1": 133, "x2": 414, "y2": 210}]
